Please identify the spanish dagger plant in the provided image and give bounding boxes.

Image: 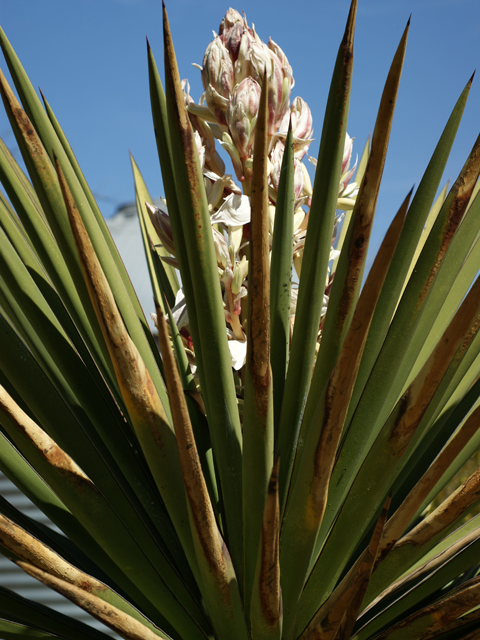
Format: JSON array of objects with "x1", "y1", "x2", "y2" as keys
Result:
[{"x1": 1, "y1": 1, "x2": 480, "y2": 639}]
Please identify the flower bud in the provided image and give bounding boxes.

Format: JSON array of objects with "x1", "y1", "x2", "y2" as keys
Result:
[
  {"x1": 231, "y1": 255, "x2": 248, "y2": 296},
  {"x1": 278, "y1": 98, "x2": 313, "y2": 160},
  {"x1": 226, "y1": 77, "x2": 261, "y2": 159},
  {"x1": 205, "y1": 84, "x2": 231, "y2": 127},
  {"x1": 202, "y1": 36, "x2": 234, "y2": 100},
  {"x1": 194, "y1": 130, "x2": 205, "y2": 169},
  {"x1": 269, "y1": 140, "x2": 284, "y2": 191},
  {"x1": 299, "y1": 161, "x2": 312, "y2": 198},
  {"x1": 212, "y1": 226, "x2": 229, "y2": 270},
  {"x1": 146, "y1": 203, "x2": 176, "y2": 256},
  {"x1": 268, "y1": 204, "x2": 276, "y2": 237},
  {"x1": 266, "y1": 40, "x2": 293, "y2": 131},
  {"x1": 342, "y1": 133, "x2": 354, "y2": 176},
  {"x1": 268, "y1": 39, "x2": 294, "y2": 88},
  {"x1": 218, "y1": 8, "x2": 244, "y2": 42},
  {"x1": 236, "y1": 37, "x2": 266, "y2": 86},
  {"x1": 270, "y1": 140, "x2": 304, "y2": 199},
  {"x1": 225, "y1": 21, "x2": 245, "y2": 63},
  {"x1": 290, "y1": 97, "x2": 312, "y2": 140},
  {"x1": 339, "y1": 133, "x2": 356, "y2": 195}
]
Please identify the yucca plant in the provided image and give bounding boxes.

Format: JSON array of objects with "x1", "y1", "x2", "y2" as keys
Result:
[{"x1": 1, "y1": 1, "x2": 480, "y2": 639}]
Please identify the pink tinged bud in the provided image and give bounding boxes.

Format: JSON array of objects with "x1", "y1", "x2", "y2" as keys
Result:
[
  {"x1": 205, "y1": 84, "x2": 231, "y2": 126},
  {"x1": 146, "y1": 203, "x2": 176, "y2": 256},
  {"x1": 342, "y1": 133, "x2": 354, "y2": 175},
  {"x1": 339, "y1": 133, "x2": 356, "y2": 194},
  {"x1": 277, "y1": 99, "x2": 314, "y2": 161},
  {"x1": 293, "y1": 160, "x2": 305, "y2": 199},
  {"x1": 269, "y1": 140, "x2": 284, "y2": 191},
  {"x1": 238, "y1": 39, "x2": 267, "y2": 87},
  {"x1": 219, "y1": 8, "x2": 244, "y2": 41},
  {"x1": 270, "y1": 141, "x2": 305, "y2": 199},
  {"x1": 264, "y1": 39, "x2": 294, "y2": 130},
  {"x1": 226, "y1": 77, "x2": 261, "y2": 159},
  {"x1": 202, "y1": 37, "x2": 234, "y2": 99},
  {"x1": 225, "y1": 22, "x2": 245, "y2": 63},
  {"x1": 234, "y1": 29, "x2": 255, "y2": 85},
  {"x1": 268, "y1": 38, "x2": 294, "y2": 88},
  {"x1": 290, "y1": 97, "x2": 313, "y2": 142}
]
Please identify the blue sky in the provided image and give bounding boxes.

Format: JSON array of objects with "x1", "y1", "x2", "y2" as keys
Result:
[{"x1": 2, "y1": 0, "x2": 480, "y2": 258}]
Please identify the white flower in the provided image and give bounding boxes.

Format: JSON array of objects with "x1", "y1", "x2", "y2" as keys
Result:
[
  {"x1": 228, "y1": 338, "x2": 247, "y2": 370},
  {"x1": 211, "y1": 193, "x2": 251, "y2": 227},
  {"x1": 172, "y1": 289, "x2": 189, "y2": 330}
]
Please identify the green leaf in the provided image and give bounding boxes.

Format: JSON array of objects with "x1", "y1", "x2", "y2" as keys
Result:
[
  {"x1": 162, "y1": 4, "x2": 244, "y2": 578},
  {"x1": 303, "y1": 17, "x2": 409, "y2": 439},
  {"x1": 17, "y1": 562, "x2": 174, "y2": 640},
  {"x1": 294, "y1": 18, "x2": 410, "y2": 500},
  {"x1": 0, "y1": 586, "x2": 111, "y2": 640},
  {"x1": 130, "y1": 153, "x2": 179, "y2": 307},
  {"x1": 250, "y1": 459, "x2": 282, "y2": 640},
  {"x1": 296, "y1": 268, "x2": 480, "y2": 636},
  {"x1": 242, "y1": 75, "x2": 274, "y2": 617},
  {"x1": 156, "y1": 308, "x2": 248, "y2": 640},
  {"x1": 322, "y1": 76, "x2": 474, "y2": 540},
  {"x1": 0, "y1": 618, "x2": 66, "y2": 640},
  {"x1": 0, "y1": 58, "x2": 169, "y2": 424},
  {"x1": 354, "y1": 521, "x2": 480, "y2": 639},
  {"x1": 280, "y1": 188, "x2": 408, "y2": 640},
  {"x1": 0, "y1": 392, "x2": 209, "y2": 640},
  {"x1": 276, "y1": 0, "x2": 357, "y2": 520},
  {"x1": 270, "y1": 122, "x2": 295, "y2": 436}
]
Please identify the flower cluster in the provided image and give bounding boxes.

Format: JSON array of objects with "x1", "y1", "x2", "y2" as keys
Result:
[{"x1": 150, "y1": 8, "x2": 358, "y2": 371}]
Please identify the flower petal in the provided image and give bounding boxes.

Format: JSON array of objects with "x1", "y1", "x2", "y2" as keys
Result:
[
  {"x1": 211, "y1": 193, "x2": 251, "y2": 227},
  {"x1": 228, "y1": 338, "x2": 247, "y2": 370}
]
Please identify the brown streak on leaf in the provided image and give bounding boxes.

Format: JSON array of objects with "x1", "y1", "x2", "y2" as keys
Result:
[
  {"x1": 415, "y1": 132, "x2": 480, "y2": 314},
  {"x1": 334, "y1": 17, "x2": 408, "y2": 339},
  {"x1": 0, "y1": 71, "x2": 49, "y2": 166},
  {"x1": 0, "y1": 385, "x2": 92, "y2": 489},
  {"x1": 18, "y1": 562, "x2": 166, "y2": 640},
  {"x1": 259, "y1": 458, "x2": 282, "y2": 627},
  {"x1": 54, "y1": 157, "x2": 172, "y2": 460},
  {"x1": 162, "y1": 3, "x2": 205, "y2": 229},
  {"x1": 303, "y1": 499, "x2": 389, "y2": 640},
  {"x1": 388, "y1": 274, "x2": 480, "y2": 459},
  {"x1": 374, "y1": 575, "x2": 480, "y2": 639},
  {"x1": 343, "y1": 0, "x2": 357, "y2": 55},
  {"x1": 361, "y1": 524, "x2": 480, "y2": 623},
  {"x1": 0, "y1": 514, "x2": 106, "y2": 595},
  {"x1": 306, "y1": 193, "x2": 409, "y2": 534},
  {"x1": 247, "y1": 69, "x2": 271, "y2": 413},
  {"x1": 395, "y1": 465, "x2": 480, "y2": 550},
  {"x1": 422, "y1": 606, "x2": 480, "y2": 639},
  {"x1": 155, "y1": 303, "x2": 233, "y2": 601},
  {"x1": 377, "y1": 404, "x2": 480, "y2": 566}
]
